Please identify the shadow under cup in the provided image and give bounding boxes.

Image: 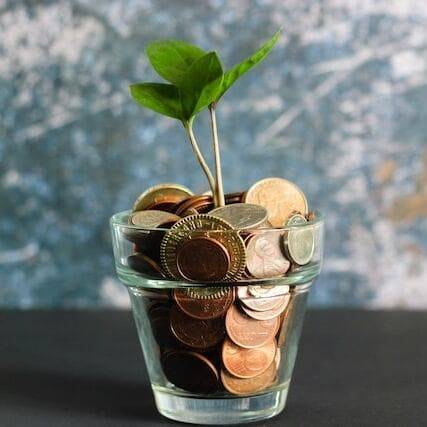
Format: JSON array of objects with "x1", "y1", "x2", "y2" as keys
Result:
[{"x1": 111, "y1": 211, "x2": 324, "y2": 425}]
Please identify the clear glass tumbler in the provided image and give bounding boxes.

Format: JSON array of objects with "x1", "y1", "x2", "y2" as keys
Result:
[{"x1": 111, "y1": 211, "x2": 324, "y2": 424}]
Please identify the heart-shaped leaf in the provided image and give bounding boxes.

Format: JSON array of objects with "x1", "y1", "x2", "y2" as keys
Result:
[
  {"x1": 129, "y1": 83, "x2": 183, "y2": 120},
  {"x1": 146, "y1": 40, "x2": 207, "y2": 86}
]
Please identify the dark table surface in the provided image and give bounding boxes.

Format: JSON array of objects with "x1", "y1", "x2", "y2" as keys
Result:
[{"x1": 1, "y1": 309, "x2": 425, "y2": 426}]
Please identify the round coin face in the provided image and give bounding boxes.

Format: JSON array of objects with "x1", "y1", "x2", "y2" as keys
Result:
[
  {"x1": 222, "y1": 338, "x2": 276, "y2": 379},
  {"x1": 209, "y1": 203, "x2": 268, "y2": 230},
  {"x1": 248, "y1": 284, "x2": 290, "y2": 298},
  {"x1": 246, "y1": 232, "x2": 290, "y2": 279},
  {"x1": 128, "y1": 210, "x2": 181, "y2": 228},
  {"x1": 284, "y1": 216, "x2": 315, "y2": 266},
  {"x1": 220, "y1": 361, "x2": 276, "y2": 395},
  {"x1": 160, "y1": 214, "x2": 246, "y2": 281},
  {"x1": 173, "y1": 287, "x2": 234, "y2": 320},
  {"x1": 170, "y1": 304, "x2": 225, "y2": 350},
  {"x1": 161, "y1": 350, "x2": 219, "y2": 393},
  {"x1": 176, "y1": 237, "x2": 230, "y2": 282},
  {"x1": 240, "y1": 293, "x2": 290, "y2": 321},
  {"x1": 244, "y1": 178, "x2": 308, "y2": 227},
  {"x1": 133, "y1": 183, "x2": 193, "y2": 212},
  {"x1": 237, "y1": 286, "x2": 288, "y2": 312},
  {"x1": 225, "y1": 304, "x2": 279, "y2": 349}
]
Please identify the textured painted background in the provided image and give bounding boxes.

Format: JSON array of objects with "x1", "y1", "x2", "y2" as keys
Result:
[{"x1": 1, "y1": 0, "x2": 426, "y2": 308}]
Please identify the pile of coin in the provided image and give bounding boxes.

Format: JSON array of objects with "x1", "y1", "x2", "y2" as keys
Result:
[
  {"x1": 146, "y1": 284, "x2": 294, "y2": 395},
  {"x1": 125, "y1": 177, "x2": 316, "y2": 282}
]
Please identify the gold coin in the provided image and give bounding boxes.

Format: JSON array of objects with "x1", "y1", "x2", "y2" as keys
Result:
[
  {"x1": 160, "y1": 214, "x2": 246, "y2": 281},
  {"x1": 283, "y1": 215, "x2": 315, "y2": 265},
  {"x1": 244, "y1": 177, "x2": 308, "y2": 227},
  {"x1": 128, "y1": 210, "x2": 181, "y2": 228},
  {"x1": 209, "y1": 203, "x2": 268, "y2": 230},
  {"x1": 132, "y1": 183, "x2": 193, "y2": 212}
]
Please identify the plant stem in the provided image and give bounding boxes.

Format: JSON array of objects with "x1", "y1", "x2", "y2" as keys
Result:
[
  {"x1": 183, "y1": 119, "x2": 217, "y2": 201},
  {"x1": 209, "y1": 105, "x2": 225, "y2": 207}
]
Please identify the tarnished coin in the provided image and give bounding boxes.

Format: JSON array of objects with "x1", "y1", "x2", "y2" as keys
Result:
[
  {"x1": 241, "y1": 293, "x2": 290, "y2": 321},
  {"x1": 176, "y1": 237, "x2": 230, "y2": 282},
  {"x1": 133, "y1": 183, "x2": 193, "y2": 212},
  {"x1": 170, "y1": 304, "x2": 225, "y2": 350},
  {"x1": 222, "y1": 338, "x2": 276, "y2": 379},
  {"x1": 246, "y1": 232, "x2": 290, "y2": 279},
  {"x1": 148, "y1": 305, "x2": 174, "y2": 348},
  {"x1": 127, "y1": 253, "x2": 164, "y2": 278},
  {"x1": 160, "y1": 214, "x2": 246, "y2": 281},
  {"x1": 283, "y1": 214, "x2": 315, "y2": 265},
  {"x1": 237, "y1": 286, "x2": 288, "y2": 312},
  {"x1": 209, "y1": 203, "x2": 268, "y2": 230},
  {"x1": 173, "y1": 287, "x2": 234, "y2": 320},
  {"x1": 225, "y1": 304, "x2": 279, "y2": 349},
  {"x1": 244, "y1": 178, "x2": 308, "y2": 227},
  {"x1": 128, "y1": 210, "x2": 181, "y2": 228},
  {"x1": 220, "y1": 361, "x2": 276, "y2": 395},
  {"x1": 175, "y1": 195, "x2": 214, "y2": 217},
  {"x1": 161, "y1": 350, "x2": 219, "y2": 393}
]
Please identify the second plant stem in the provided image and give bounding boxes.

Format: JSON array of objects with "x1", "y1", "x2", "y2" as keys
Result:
[{"x1": 209, "y1": 105, "x2": 225, "y2": 207}]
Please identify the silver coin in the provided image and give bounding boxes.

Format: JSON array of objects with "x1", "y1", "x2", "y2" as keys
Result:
[
  {"x1": 241, "y1": 294, "x2": 290, "y2": 321},
  {"x1": 209, "y1": 203, "x2": 268, "y2": 230},
  {"x1": 283, "y1": 215, "x2": 315, "y2": 265}
]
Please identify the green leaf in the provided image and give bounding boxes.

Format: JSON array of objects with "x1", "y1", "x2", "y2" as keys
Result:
[
  {"x1": 179, "y1": 52, "x2": 224, "y2": 119},
  {"x1": 129, "y1": 83, "x2": 183, "y2": 120},
  {"x1": 146, "y1": 40, "x2": 207, "y2": 86},
  {"x1": 216, "y1": 29, "x2": 281, "y2": 100}
]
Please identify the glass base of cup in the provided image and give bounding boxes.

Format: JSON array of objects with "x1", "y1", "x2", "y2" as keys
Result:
[{"x1": 153, "y1": 385, "x2": 289, "y2": 425}]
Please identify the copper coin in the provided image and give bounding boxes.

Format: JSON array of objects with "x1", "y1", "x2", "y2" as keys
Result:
[
  {"x1": 246, "y1": 232, "x2": 290, "y2": 279},
  {"x1": 237, "y1": 286, "x2": 287, "y2": 312},
  {"x1": 148, "y1": 305, "x2": 174, "y2": 347},
  {"x1": 173, "y1": 287, "x2": 234, "y2": 320},
  {"x1": 175, "y1": 237, "x2": 231, "y2": 282},
  {"x1": 277, "y1": 294, "x2": 295, "y2": 347},
  {"x1": 241, "y1": 294, "x2": 290, "y2": 321},
  {"x1": 225, "y1": 192, "x2": 245, "y2": 204},
  {"x1": 220, "y1": 361, "x2": 276, "y2": 395},
  {"x1": 225, "y1": 304, "x2": 279, "y2": 349},
  {"x1": 222, "y1": 338, "x2": 276, "y2": 379},
  {"x1": 128, "y1": 210, "x2": 181, "y2": 228},
  {"x1": 127, "y1": 253, "x2": 164, "y2": 278},
  {"x1": 170, "y1": 304, "x2": 225, "y2": 350},
  {"x1": 175, "y1": 195, "x2": 213, "y2": 216},
  {"x1": 244, "y1": 177, "x2": 308, "y2": 227},
  {"x1": 133, "y1": 183, "x2": 193, "y2": 212},
  {"x1": 161, "y1": 350, "x2": 219, "y2": 393}
]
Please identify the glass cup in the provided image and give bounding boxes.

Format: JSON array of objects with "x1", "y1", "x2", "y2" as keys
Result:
[{"x1": 111, "y1": 211, "x2": 324, "y2": 424}]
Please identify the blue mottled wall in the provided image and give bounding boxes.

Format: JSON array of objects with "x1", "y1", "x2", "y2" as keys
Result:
[{"x1": 1, "y1": 0, "x2": 426, "y2": 308}]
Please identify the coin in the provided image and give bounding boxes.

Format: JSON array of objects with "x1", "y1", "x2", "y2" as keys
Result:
[
  {"x1": 160, "y1": 214, "x2": 246, "y2": 281},
  {"x1": 209, "y1": 203, "x2": 268, "y2": 230},
  {"x1": 128, "y1": 210, "x2": 181, "y2": 228},
  {"x1": 170, "y1": 304, "x2": 225, "y2": 350},
  {"x1": 248, "y1": 284, "x2": 290, "y2": 298},
  {"x1": 176, "y1": 237, "x2": 230, "y2": 282},
  {"x1": 161, "y1": 350, "x2": 219, "y2": 393},
  {"x1": 241, "y1": 293, "x2": 290, "y2": 321},
  {"x1": 173, "y1": 287, "x2": 234, "y2": 320},
  {"x1": 222, "y1": 338, "x2": 276, "y2": 379},
  {"x1": 283, "y1": 214, "x2": 315, "y2": 265},
  {"x1": 148, "y1": 305, "x2": 174, "y2": 348},
  {"x1": 220, "y1": 361, "x2": 276, "y2": 395},
  {"x1": 245, "y1": 232, "x2": 290, "y2": 279},
  {"x1": 277, "y1": 294, "x2": 295, "y2": 347},
  {"x1": 133, "y1": 183, "x2": 193, "y2": 212},
  {"x1": 127, "y1": 253, "x2": 164, "y2": 277},
  {"x1": 244, "y1": 178, "x2": 308, "y2": 227},
  {"x1": 225, "y1": 304, "x2": 279, "y2": 349},
  {"x1": 175, "y1": 195, "x2": 213, "y2": 216},
  {"x1": 237, "y1": 286, "x2": 288, "y2": 312}
]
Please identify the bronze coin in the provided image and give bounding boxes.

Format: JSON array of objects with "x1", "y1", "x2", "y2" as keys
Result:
[
  {"x1": 127, "y1": 253, "x2": 164, "y2": 278},
  {"x1": 161, "y1": 350, "x2": 219, "y2": 393},
  {"x1": 173, "y1": 288, "x2": 234, "y2": 320},
  {"x1": 170, "y1": 304, "x2": 225, "y2": 350},
  {"x1": 148, "y1": 305, "x2": 174, "y2": 348},
  {"x1": 237, "y1": 286, "x2": 289, "y2": 312},
  {"x1": 176, "y1": 237, "x2": 230, "y2": 282},
  {"x1": 241, "y1": 294, "x2": 290, "y2": 321},
  {"x1": 225, "y1": 304, "x2": 279, "y2": 349},
  {"x1": 175, "y1": 195, "x2": 213, "y2": 216},
  {"x1": 222, "y1": 338, "x2": 276, "y2": 379},
  {"x1": 245, "y1": 232, "x2": 290, "y2": 279},
  {"x1": 220, "y1": 361, "x2": 276, "y2": 395},
  {"x1": 225, "y1": 192, "x2": 245, "y2": 204}
]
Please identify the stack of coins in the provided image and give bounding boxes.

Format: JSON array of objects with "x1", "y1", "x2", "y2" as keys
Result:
[{"x1": 125, "y1": 177, "x2": 317, "y2": 282}]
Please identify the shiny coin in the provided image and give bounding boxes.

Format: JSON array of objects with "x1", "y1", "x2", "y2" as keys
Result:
[
  {"x1": 246, "y1": 232, "x2": 290, "y2": 279},
  {"x1": 160, "y1": 214, "x2": 246, "y2": 281},
  {"x1": 225, "y1": 304, "x2": 279, "y2": 349},
  {"x1": 161, "y1": 350, "x2": 219, "y2": 393},
  {"x1": 170, "y1": 304, "x2": 225, "y2": 350},
  {"x1": 241, "y1": 294, "x2": 290, "y2": 321},
  {"x1": 209, "y1": 203, "x2": 268, "y2": 230},
  {"x1": 173, "y1": 287, "x2": 234, "y2": 320},
  {"x1": 244, "y1": 177, "x2": 308, "y2": 227},
  {"x1": 248, "y1": 284, "x2": 290, "y2": 298},
  {"x1": 222, "y1": 338, "x2": 276, "y2": 379},
  {"x1": 133, "y1": 183, "x2": 193, "y2": 212},
  {"x1": 237, "y1": 286, "x2": 288, "y2": 312},
  {"x1": 128, "y1": 210, "x2": 181, "y2": 228},
  {"x1": 284, "y1": 215, "x2": 315, "y2": 266},
  {"x1": 176, "y1": 237, "x2": 230, "y2": 282},
  {"x1": 127, "y1": 253, "x2": 164, "y2": 278},
  {"x1": 220, "y1": 361, "x2": 276, "y2": 395}
]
